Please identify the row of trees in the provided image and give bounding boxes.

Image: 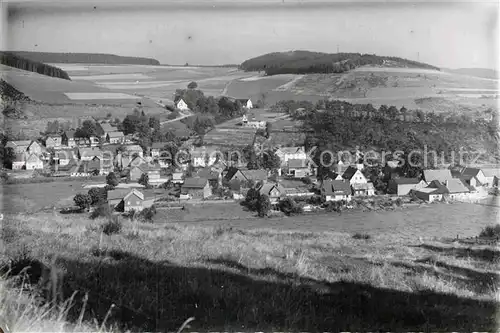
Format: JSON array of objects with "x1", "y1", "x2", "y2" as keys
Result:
[{"x1": 1, "y1": 52, "x2": 71, "y2": 80}]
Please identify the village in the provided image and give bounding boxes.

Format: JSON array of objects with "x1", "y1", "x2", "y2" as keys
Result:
[{"x1": 3, "y1": 94, "x2": 499, "y2": 218}]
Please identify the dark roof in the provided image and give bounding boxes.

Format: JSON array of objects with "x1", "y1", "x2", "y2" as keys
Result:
[
  {"x1": 423, "y1": 169, "x2": 453, "y2": 183},
  {"x1": 224, "y1": 167, "x2": 240, "y2": 181},
  {"x1": 391, "y1": 178, "x2": 422, "y2": 185},
  {"x1": 321, "y1": 180, "x2": 352, "y2": 195},
  {"x1": 341, "y1": 166, "x2": 359, "y2": 180},
  {"x1": 182, "y1": 177, "x2": 208, "y2": 189},
  {"x1": 241, "y1": 169, "x2": 268, "y2": 181},
  {"x1": 461, "y1": 168, "x2": 481, "y2": 177},
  {"x1": 427, "y1": 180, "x2": 450, "y2": 194},
  {"x1": 151, "y1": 142, "x2": 165, "y2": 149},
  {"x1": 323, "y1": 170, "x2": 340, "y2": 180}
]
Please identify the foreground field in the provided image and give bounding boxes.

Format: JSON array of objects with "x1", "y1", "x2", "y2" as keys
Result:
[{"x1": 2, "y1": 213, "x2": 499, "y2": 331}]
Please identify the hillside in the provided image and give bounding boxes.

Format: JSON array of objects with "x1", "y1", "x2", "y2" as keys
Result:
[
  {"x1": 445, "y1": 68, "x2": 499, "y2": 80},
  {"x1": 240, "y1": 51, "x2": 440, "y2": 75},
  {"x1": 0, "y1": 52, "x2": 71, "y2": 80},
  {"x1": 9, "y1": 51, "x2": 160, "y2": 65}
]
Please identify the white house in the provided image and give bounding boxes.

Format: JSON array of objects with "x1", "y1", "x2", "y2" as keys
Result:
[
  {"x1": 176, "y1": 99, "x2": 189, "y2": 111},
  {"x1": 190, "y1": 146, "x2": 221, "y2": 168},
  {"x1": 25, "y1": 154, "x2": 44, "y2": 170},
  {"x1": 237, "y1": 99, "x2": 253, "y2": 109},
  {"x1": 341, "y1": 166, "x2": 368, "y2": 185},
  {"x1": 320, "y1": 180, "x2": 352, "y2": 202},
  {"x1": 275, "y1": 146, "x2": 308, "y2": 167}
]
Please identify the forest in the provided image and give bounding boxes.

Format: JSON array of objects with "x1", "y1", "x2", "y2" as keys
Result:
[
  {"x1": 9, "y1": 51, "x2": 160, "y2": 65},
  {"x1": 240, "y1": 51, "x2": 440, "y2": 75},
  {"x1": 0, "y1": 52, "x2": 71, "y2": 80},
  {"x1": 271, "y1": 99, "x2": 499, "y2": 168}
]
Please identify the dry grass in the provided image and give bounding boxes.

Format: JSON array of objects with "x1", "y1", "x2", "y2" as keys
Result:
[{"x1": 1, "y1": 212, "x2": 499, "y2": 331}]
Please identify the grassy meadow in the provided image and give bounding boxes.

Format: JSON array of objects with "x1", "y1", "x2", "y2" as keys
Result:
[{"x1": 1, "y1": 211, "x2": 499, "y2": 331}]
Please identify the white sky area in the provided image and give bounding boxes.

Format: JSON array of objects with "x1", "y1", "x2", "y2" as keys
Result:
[{"x1": 2, "y1": 0, "x2": 499, "y2": 69}]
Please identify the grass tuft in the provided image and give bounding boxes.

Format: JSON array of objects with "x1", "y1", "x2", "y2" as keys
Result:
[{"x1": 352, "y1": 233, "x2": 371, "y2": 240}]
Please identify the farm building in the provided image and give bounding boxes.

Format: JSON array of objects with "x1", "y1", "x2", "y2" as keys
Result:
[
  {"x1": 320, "y1": 180, "x2": 352, "y2": 202},
  {"x1": 388, "y1": 178, "x2": 428, "y2": 196},
  {"x1": 181, "y1": 177, "x2": 212, "y2": 199},
  {"x1": 412, "y1": 187, "x2": 445, "y2": 202},
  {"x1": 423, "y1": 169, "x2": 453, "y2": 184},
  {"x1": 106, "y1": 131, "x2": 125, "y2": 144},
  {"x1": 150, "y1": 142, "x2": 165, "y2": 158},
  {"x1": 441, "y1": 179, "x2": 471, "y2": 200},
  {"x1": 108, "y1": 189, "x2": 154, "y2": 212},
  {"x1": 5, "y1": 140, "x2": 32, "y2": 154},
  {"x1": 44, "y1": 134, "x2": 62, "y2": 148},
  {"x1": 99, "y1": 123, "x2": 118, "y2": 138}
]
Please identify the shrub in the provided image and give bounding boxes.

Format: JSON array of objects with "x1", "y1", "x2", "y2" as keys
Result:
[
  {"x1": 279, "y1": 197, "x2": 303, "y2": 216},
  {"x1": 307, "y1": 195, "x2": 323, "y2": 205},
  {"x1": 101, "y1": 217, "x2": 122, "y2": 235},
  {"x1": 90, "y1": 204, "x2": 112, "y2": 220},
  {"x1": 139, "y1": 205, "x2": 157, "y2": 222},
  {"x1": 302, "y1": 176, "x2": 312, "y2": 185},
  {"x1": 257, "y1": 194, "x2": 271, "y2": 217},
  {"x1": 479, "y1": 225, "x2": 500, "y2": 238},
  {"x1": 352, "y1": 233, "x2": 371, "y2": 240}
]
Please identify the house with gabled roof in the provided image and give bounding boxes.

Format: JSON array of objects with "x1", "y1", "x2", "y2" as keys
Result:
[
  {"x1": 423, "y1": 169, "x2": 453, "y2": 184},
  {"x1": 129, "y1": 163, "x2": 161, "y2": 182},
  {"x1": 412, "y1": 180, "x2": 448, "y2": 202},
  {"x1": 320, "y1": 179, "x2": 352, "y2": 202},
  {"x1": 175, "y1": 98, "x2": 189, "y2": 111},
  {"x1": 351, "y1": 182, "x2": 375, "y2": 196},
  {"x1": 150, "y1": 142, "x2": 165, "y2": 158},
  {"x1": 342, "y1": 165, "x2": 367, "y2": 185},
  {"x1": 5, "y1": 140, "x2": 31, "y2": 154},
  {"x1": 99, "y1": 123, "x2": 118, "y2": 138},
  {"x1": 26, "y1": 153, "x2": 43, "y2": 170},
  {"x1": 442, "y1": 178, "x2": 471, "y2": 200},
  {"x1": 195, "y1": 167, "x2": 222, "y2": 188},
  {"x1": 275, "y1": 146, "x2": 307, "y2": 167},
  {"x1": 224, "y1": 167, "x2": 268, "y2": 184},
  {"x1": 181, "y1": 177, "x2": 211, "y2": 199},
  {"x1": 44, "y1": 134, "x2": 62, "y2": 148},
  {"x1": 257, "y1": 182, "x2": 286, "y2": 204},
  {"x1": 107, "y1": 189, "x2": 154, "y2": 212},
  {"x1": 106, "y1": 131, "x2": 125, "y2": 144},
  {"x1": 388, "y1": 178, "x2": 428, "y2": 196},
  {"x1": 285, "y1": 159, "x2": 311, "y2": 178},
  {"x1": 191, "y1": 146, "x2": 221, "y2": 167},
  {"x1": 236, "y1": 98, "x2": 253, "y2": 109}
]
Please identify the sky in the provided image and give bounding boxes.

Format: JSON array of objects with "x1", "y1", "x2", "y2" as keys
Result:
[{"x1": 2, "y1": 0, "x2": 498, "y2": 69}]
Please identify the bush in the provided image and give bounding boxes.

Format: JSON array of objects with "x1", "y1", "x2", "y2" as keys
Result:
[
  {"x1": 302, "y1": 176, "x2": 312, "y2": 185},
  {"x1": 479, "y1": 225, "x2": 500, "y2": 238},
  {"x1": 307, "y1": 195, "x2": 323, "y2": 205},
  {"x1": 352, "y1": 233, "x2": 371, "y2": 240},
  {"x1": 278, "y1": 197, "x2": 303, "y2": 216},
  {"x1": 90, "y1": 204, "x2": 112, "y2": 220},
  {"x1": 101, "y1": 217, "x2": 122, "y2": 235},
  {"x1": 139, "y1": 205, "x2": 157, "y2": 222}
]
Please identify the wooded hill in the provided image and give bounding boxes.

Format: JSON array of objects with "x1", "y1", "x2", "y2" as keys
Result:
[
  {"x1": 0, "y1": 52, "x2": 71, "y2": 80},
  {"x1": 9, "y1": 51, "x2": 161, "y2": 65},
  {"x1": 240, "y1": 51, "x2": 440, "y2": 75}
]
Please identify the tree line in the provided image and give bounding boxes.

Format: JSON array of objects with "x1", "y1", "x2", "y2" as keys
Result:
[
  {"x1": 0, "y1": 52, "x2": 71, "y2": 80},
  {"x1": 9, "y1": 51, "x2": 160, "y2": 65},
  {"x1": 240, "y1": 51, "x2": 440, "y2": 76}
]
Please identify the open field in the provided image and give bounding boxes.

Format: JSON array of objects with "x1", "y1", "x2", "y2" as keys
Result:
[
  {"x1": 0, "y1": 180, "x2": 96, "y2": 213},
  {"x1": 2, "y1": 211, "x2": 499, "y2": 331}
]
